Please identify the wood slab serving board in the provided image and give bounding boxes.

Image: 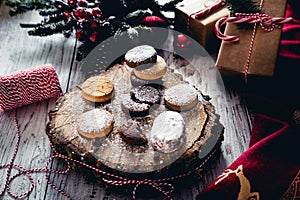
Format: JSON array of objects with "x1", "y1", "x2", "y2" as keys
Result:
[{"x1": 47, "y1": 61, "x2": 223, "y2": 179}]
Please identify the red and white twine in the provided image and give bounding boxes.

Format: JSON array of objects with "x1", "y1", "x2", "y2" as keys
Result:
[
  {"x1": 214, "y1": 0, "x2": 293, "y2": 81},
  {"x1": 214, "y1": 13, "x2": 293, "y2": 42},
  {"x1": 0, "y1": 64, "x2": 61, "y2": 112},
  {"x1": 187, "y1": 0, "x2": 224, "y2": 33},
  {"x1": 0, "y1": 110, "x2": 217, "y2": 200}
]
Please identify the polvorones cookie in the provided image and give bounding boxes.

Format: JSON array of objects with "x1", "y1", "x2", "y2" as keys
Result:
[
  {"x1": 164, "y1": 84, "x2": 198, "y2": 111},
  {"x1": 125, "y1": 45, "x2": 157, "y2": 68},
  {"x1": 133, "y1": 55, "x2": 167, "y2": 80},
  {"x1": 121, "y1": 96, "x2": 150, "y2": 117},
  {"x1": 119, "y1": 119, "x2": 147, "y2": 145},
  {"x1": 149, "y1": 111, "x2": 185, "y2": 153},
  {"x1": 81, "y1": 76, "x2": 114, "y2": 103},
  {"x1": 77, "y1": 109, "x2": 114, "y2": 139},
  {"x1": 130, "y1": 71, "x2": 163, "y2": 86},
  {"x1": 130, "y1": 85, "x2": 161, "y2": 105}
]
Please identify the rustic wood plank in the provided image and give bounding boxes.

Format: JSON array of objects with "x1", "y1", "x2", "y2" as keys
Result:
[{"x1": 0, "y1": 5, "x2": 77, "y2": 200}]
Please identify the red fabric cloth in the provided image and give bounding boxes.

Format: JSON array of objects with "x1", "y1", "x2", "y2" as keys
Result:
[
  {"x1": 278, "y1": 0, "x2": 300, "y2": 60},
  {"x1": 198, "y1": 2, "x2": 300, "y2": 199},
  {"x1": 197, "y1": 114, "x2": 300, "y2": 200}
]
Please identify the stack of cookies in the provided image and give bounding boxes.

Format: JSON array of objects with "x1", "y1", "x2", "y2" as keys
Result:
[
  {"x1": 121, "y1": 45, "x2": 166, "y2": 118},
  {"x1": 125, "y1": 45, "x2": 167, "y2": 86}
]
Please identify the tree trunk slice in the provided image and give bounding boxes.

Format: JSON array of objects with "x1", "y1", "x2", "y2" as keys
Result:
[{"x1": 47, "y1": 62, "x2": 224, "y2": 179}]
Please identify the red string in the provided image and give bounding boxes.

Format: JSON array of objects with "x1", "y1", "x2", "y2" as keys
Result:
[{"x1": 0, "y1": 109, "x2": 217, "y2": 200}]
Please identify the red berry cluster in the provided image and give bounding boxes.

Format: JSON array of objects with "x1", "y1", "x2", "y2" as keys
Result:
[{"x1": 57, "y1": 0, "x2": 114, "y2": 43}]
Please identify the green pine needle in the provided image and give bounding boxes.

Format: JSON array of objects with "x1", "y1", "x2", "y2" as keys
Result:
[
  {"x1": 4, "y1": 0, "x2": 54, "y2": 15},
  {"x1": 28, "y1": 21, "x2": 71, "y2": 36},
  {"x1": 225, "y1": 0, "x2": 261, "y2": 29}
]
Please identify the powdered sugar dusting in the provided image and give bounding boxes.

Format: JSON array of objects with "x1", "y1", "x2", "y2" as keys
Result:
[
  {"x1": 164, "y1": 84, "x2": 198, "y2": 106},
  {"x1": 149, "y1": 111, "x2": 185, "y2": 153},
  {"x1": 125, "y1": 45, "x2": 157, "y2": 65},
  {"x1": 77, "y1": 109, "x2": 114, "y2": 135}
]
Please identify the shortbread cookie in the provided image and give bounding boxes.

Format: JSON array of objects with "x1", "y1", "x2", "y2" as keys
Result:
[
  {"x1": 119, "y1": 119, "x2": 147, "y2": 145},
  {"x1": 81, "y1": 76, "x2": 114, "y2": 103},
  {"x1": 125, "y1": 45, "x2": 157, "y2": 68},
  {"x1": 149, "y1": 111, "x2": 185, "y2": 153},
  {"x1": 130, "y1": 85, "x2": 161, "y2": 105},
  {"x1": 133, "y1": 55, "x2": 167, "y2": 80},
  {"x1": 164, "y1": 84, "x2": 198, "y2": 111},
  {"x1": 130, "y1": 71, "x2": 163, "y2": 86},
  {"x1": 121, "y1": 96, "x2": 150, "y2": 117},
  {"x1": 77, "y1": 109, "x2": 114, "y2": 138}
]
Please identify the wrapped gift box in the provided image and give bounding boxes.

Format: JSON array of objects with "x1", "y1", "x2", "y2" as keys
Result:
[
  {"x1": 216, "y1": 0, "x2": 288, "y2": 77},
  {"x1": 175, "y1": 0, "x2": 229, "y2": 52}
]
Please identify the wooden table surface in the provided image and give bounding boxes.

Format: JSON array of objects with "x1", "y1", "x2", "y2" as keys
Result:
[{"x1": 0, "y1": 5, "x2": 253, "y2": 200}]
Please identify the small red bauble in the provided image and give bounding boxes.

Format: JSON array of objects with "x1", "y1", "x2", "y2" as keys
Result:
[
  {"x1": 177, "y1": 34, "x2": 187, "y2": 43},
  {"x1": 141, "y1": 16, "x2": 167, "y2": 28}
]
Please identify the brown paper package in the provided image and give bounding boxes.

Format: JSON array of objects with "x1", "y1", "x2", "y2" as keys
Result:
[
  {"x1": 216, "y1": 0, "x2": 287, "y2": 77},
  {"x1": 175, "y1": 0, "x2": 229, "y2": 52}
]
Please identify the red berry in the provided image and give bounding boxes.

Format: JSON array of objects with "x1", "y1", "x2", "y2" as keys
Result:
[
  {"x1": 92, "y1": 7, "x2": 101, "y2": 18},
  {"x1": 89, "y1": 32, "x2": 98, "y2": 42},
  {"x1": 76, "y1": 30, "x2": 83, "y2": 39},
  {"x1": 91, "y1": 20, "x2": 98, "y2": 29},
  {"x1": 75, "y1": 7, "x2": 86, "y2": 19},
  {"x1": 63, "y1": 12, "x2": 71, "y2": 18},
  {"x1": 177, "y1": 34, "x2": 187, "y2": 43},
  {"x1": 85, "y1": 10, "x2": 93, "y2": 19},
  {"x1": 77, "y1": 0, "x2": 88, "y2": 7},
  {"x1": 68, "y1": 0, "x2": 77, "y2": 7}
]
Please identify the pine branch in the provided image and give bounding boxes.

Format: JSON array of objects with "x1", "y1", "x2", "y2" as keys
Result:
[
  {"x1": 39, "y1": 8, "x2": 61, "y2": 16},
  {"x1": 124, "y1": 10, "x2": 151, "y2": 27},
  {"x1": 161, "y1": 0, "x2": 184, "y2": 12},
  {"x1": 5, "y1": 0, "x2": 54, "y2": 15},
  {"x1": 226, "y1": 0, "x2": 261, "y2": 16},
  {"x1": 225, "y1": 0, "x2": 261, "y2": 29},
  {"x1": 13, "y1": 0, "x2": 179, "y2": 60},
  {"x1": 42, "y1": 13, "x2": 66, "y2": 23},
  {"x1": 28, "y1": 21, "x2": 72, "y2": 36}
]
